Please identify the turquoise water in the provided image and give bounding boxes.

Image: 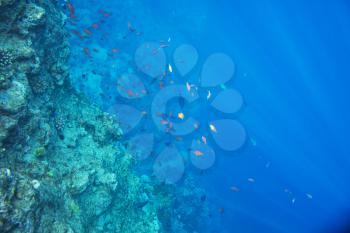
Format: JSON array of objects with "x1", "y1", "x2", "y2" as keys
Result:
[{"x1": 66, "y1": 0, "x2": 350, "y2": 232}]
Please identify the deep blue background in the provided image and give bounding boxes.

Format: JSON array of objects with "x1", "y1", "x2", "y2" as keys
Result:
[
  {"x1": 143, "y1": 1, "x2": 350, "y2": 232},
  {"x1": 69, "y1": 0, "x2": 350, "y2": 232}
]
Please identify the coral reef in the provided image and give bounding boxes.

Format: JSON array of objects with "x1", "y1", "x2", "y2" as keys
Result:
[{"x1": 0, "y1": 0, "x2": 208, "y2": 232}]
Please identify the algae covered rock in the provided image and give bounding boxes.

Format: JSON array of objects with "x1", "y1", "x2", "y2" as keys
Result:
[
  {"x1": 0, "y1": 0, "x2": 15, "y2": 7},
  {"x1": 69, "y1": 170, "x2": 90, "y2": 195},
  {"x1": 0, "y1": 80, "x2": 28, "y2": 113},
  {"x1": 80, "y1": 188, "x2": 112, "y2": 218},
  {"x1": 0, "y1": 115, "x2": 17, "y2": 146},
  {"x1": 0, "y1": 168, "x2": 38, "y2": 233}
]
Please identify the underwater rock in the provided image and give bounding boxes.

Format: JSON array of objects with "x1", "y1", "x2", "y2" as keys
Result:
[
  {"x1": 0, "y1": 168, "x2": 38, "y2": 233},
  {"x1": 69, "y1": 170, "x2": 90, "y2": 195},
  {"x1": 80, "y1": 188, "x2": 112, "y2": 218},
  {"x1": 0, "y1": 80, "x2": 28, "y2": 113},
  {"x1": 0, "y1": 115, "x2": 17, "y2": 147},
  {"x1": 0, "y1": 0, "x2": 15, "y2": 7},
  {"x1": 17, "y1": 4, "x2": 46, "y2": 35}
]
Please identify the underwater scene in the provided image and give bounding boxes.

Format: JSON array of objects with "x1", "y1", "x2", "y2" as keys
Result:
[{"x1": 1, "y1": 0, "x2": 350, "y2": 232}]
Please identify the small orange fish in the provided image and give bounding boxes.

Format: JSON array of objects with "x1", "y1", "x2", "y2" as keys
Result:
[
  {"x1": 193, "y1": 150, "x2": 204, "y2": 157},
  {"x1": 83, "y1": 47, "x2": 90, "y2": 56},
  {"x1": 201, "y1": 136, "x2": 207, "y2": 144},
  {"x1": 178, "y1": 112, "x2": 185, "y2": 120}
]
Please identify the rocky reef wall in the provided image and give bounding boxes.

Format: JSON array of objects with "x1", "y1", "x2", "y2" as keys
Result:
[{"x1": 0, "y1": 1, "x2": 208, "y2": 232}]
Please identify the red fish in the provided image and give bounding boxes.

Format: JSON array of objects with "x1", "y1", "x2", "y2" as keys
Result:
[
  {"x1": 99, "y1": 9, "x2": 111, "y2": 17},
  {"x1": 83, "y1": 29, "x2": 92, "y2": 35},
  {"x1": 91, "y1": 23, "x2": 99, "y2": 29},
  {"x1": 70, "y1": 30, "x2": 84, "y2": 40},
  {"x1": 67, "y1": 2, "x2": 76, "y2": 19},
  {"x1": 193, "y1": 150, "x2": 204, "y2": 157},
  {"x1": 83, "y1": 47, "x2": 90, "y2": 56},
  {"x1": 127, "y1": 90, "x2": 135, "y2": 97}
]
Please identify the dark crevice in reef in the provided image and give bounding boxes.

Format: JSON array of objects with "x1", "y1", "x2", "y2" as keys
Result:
[{"x1": 0, "y1": 0, "x2": 208, "y2": 232}]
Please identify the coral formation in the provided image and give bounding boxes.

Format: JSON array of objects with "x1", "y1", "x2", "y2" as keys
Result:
[{"x1": 0, "y1": 0, "x2": 208, "y2": 232}]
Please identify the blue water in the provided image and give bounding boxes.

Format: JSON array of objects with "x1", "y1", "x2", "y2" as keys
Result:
[{"x1": 67, "y1": 0, "x2": 350, "y2": 232}]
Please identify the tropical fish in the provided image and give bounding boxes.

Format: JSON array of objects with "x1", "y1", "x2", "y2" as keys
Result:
[
  {"x1": 230, "y1": 186, "x2": 240, "y2": 192},
  {"x1": 207, "y1": 90, "x2": 211, "y2": 99},
  {"x1": 218, "y1": 207, "x2": 225, "y2": 214},
  {"x1": 248, "y1": 178, "x2": 255, "y2": 183},
  {"x1": 209, "y1": 124, "x2": 217, "y2": 133},
  {"x1": 83, "y1": 47, "x2": 90, "y2": 56},
  {"x1": 306, "y1": 193, "x2": 313, "y2": 199},
  {"x1": 160, "y1": 44, "x2": 169, "y2": 48},
  {"x1": 99, "y1": 9, "x2": 111, "y2": 17},
  {"x1": 160, "y1": 120, "x2": 169, "y2": 125},
  {"x1": 220, "y1": 83, "x2": 227, "y2": 90},
  {"x1": 92, "y1": 23, "x2": 99, "y2": 29},
  {"x1": 83, "y1": 29, "x2": 92, "y2": 35},
  {"x1": 178, "y1": 112, "x2": 185, "y2": 120},
  {"x1": 250, "y1": 137, "x2": 257, "y2": 146},
  {"x1": 193, "y1": 123, "x2": 199, "y2": 129},
  {"x1": 168, "y1": 64, "x2": 173, "y2": 73},
  {"x1": 111, "y1": 48, "x2": 119, "y2": 53},
  {"x1": 127, "y1": 21, "x2": 136, "y2": 32},
  {"x1": 135, "y1": 31, "x2": 143, "y2": 36},
  {"x1": 127, "y1": 90, "x2": 135, "y2": 97},
  {"x1": 186, "y1": 82, "x2": 191, "y2": 92},
  {"x1": 201, "y1": 136, "x2": 207, "y2": 144},
  {"x1": 70, "y1": 30, "x2": 84, "y2": 40},
  {"x1": 193, "y1": 150, "x2": 204, "y2": 157},
  {"x1": 66, "y1": 2, "x2": 76, "y2": 19}
]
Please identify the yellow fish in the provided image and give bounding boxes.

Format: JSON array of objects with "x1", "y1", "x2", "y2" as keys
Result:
[
  {"x1": 178, "y1": 112, "x2": 185, "y2": 120},
  {"x1": 209, "y1": 124, "x2": 217, "y2": 133}
]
